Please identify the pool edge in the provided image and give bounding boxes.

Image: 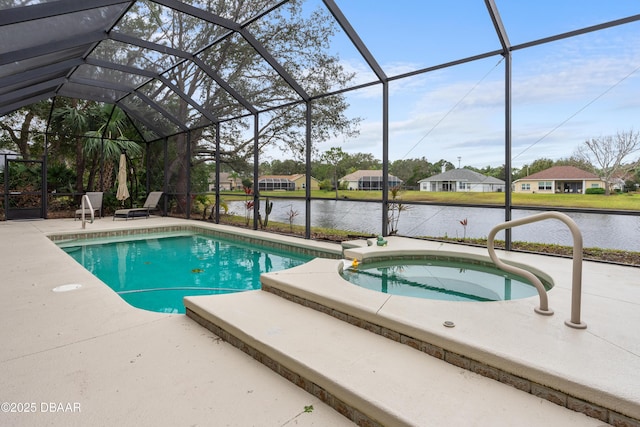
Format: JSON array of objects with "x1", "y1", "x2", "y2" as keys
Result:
[{"x1": 258, "y1": 254, "x2": 640, "y2": 425}]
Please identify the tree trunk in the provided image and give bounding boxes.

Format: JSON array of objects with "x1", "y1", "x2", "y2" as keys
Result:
[
  {"x1": 75, "y1": 136, "x2": 85, "y2": 193},
  {"x1": 13, "y1": 111, "x2": 33, "y2": 159}
]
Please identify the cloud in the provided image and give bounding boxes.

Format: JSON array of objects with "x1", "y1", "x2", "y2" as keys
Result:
[
  {"x1": 331, "y1": 29, "x2": 640, "y2": 168},
  {"x1": 313, "y1": 22, "x2": 640, "y2": 171}
]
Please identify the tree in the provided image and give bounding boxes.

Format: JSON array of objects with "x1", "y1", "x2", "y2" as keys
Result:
[
  {"x1": 50, "y1": 102, "x2": 142, "y2": 194},
  {"x1": 575, "y1": 130, "x2": 640, "y2": 195},
  {"x1": 341, "y1": 152, "x2": 380, "y2": 173},
  {"x1": 83, "y1": 105, "x2": 143, "y2": 193},
  {"x1": 467, "y1": 164, "x2": 506, "y2": 180},
  {"x1": 433, "y1": 159, "x2": 454, "y2": 175},
  {"x1": 269, "y1": 159, "x2": 306, "y2": 175},
  {"x1": 390, "y1": 157, "x2": 431, "y2": 188},
  {"x1": 520, "y1": 158, "x2": 554, "y2": 178},
  {"x1": 112, "y1": 1, "x2": 360, "y2": 211},
  {"x1": 554, "y1": 156, "x2": 595, "y2": 173},
  {"x1": 320, "y1": 146, "x2": 347, "y2": 198},
  {"x1": 310, "y1": 160, "x2": 332, "y2": 182},
  {"x1": 50, "y1": 100, "x2": 91, "y2": 193},
  {"x1": 0, "y1": 102, "x2": 48, "y2": 159}
]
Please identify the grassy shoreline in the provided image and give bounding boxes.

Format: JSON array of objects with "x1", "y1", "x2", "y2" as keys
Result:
[{"x1": 217, "y1": 190, "x2": 640, "y2": 211}]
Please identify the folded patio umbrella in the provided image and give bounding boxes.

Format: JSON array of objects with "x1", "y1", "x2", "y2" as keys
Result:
[{"x1": 116, "y1": 153, "x2": 130, "y2": 204}]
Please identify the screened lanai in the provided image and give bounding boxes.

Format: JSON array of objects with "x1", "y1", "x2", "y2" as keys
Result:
[{"x1": 1, "y1": 0, "x2": 640, "y2": 249}]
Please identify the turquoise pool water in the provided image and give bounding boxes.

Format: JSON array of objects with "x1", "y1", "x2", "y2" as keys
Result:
[
  {"x1": 341, "y1": 258, "x2": 551, "y2": 302},
  {"x1": 60, "y1": 232, "x2": 313, "y2": 313}
]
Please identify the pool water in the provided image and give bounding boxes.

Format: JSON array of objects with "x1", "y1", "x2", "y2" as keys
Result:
[
  {"x1": 60, "y1": 232, "x2": 313, "y2": 313},
  {"x1": 341, "y1": 258, "x2": 551, "y2": 302}
]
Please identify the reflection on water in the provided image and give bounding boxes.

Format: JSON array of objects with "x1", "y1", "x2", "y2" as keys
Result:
[{"x1": 226, "y1": 199, "x2": 640, "y2": 251}]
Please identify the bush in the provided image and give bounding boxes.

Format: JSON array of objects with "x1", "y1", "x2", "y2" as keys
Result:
[
  {"x1": 585, "y1": 187, "x2": 605, "y2": 194},
  {"x1": 319, "y1": 179, "x2": 332, "y2": 191},
  {"x1": 47, "y1": 163, "x2": 76, "y2": 193}
]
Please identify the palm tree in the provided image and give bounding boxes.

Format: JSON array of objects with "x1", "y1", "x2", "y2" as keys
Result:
[
  {"x1": 83, "y1": 105, "x2": 142, "y2": 193},
  {"x1": 51, "y1": 100, "x2": 89, "y2": 193}
]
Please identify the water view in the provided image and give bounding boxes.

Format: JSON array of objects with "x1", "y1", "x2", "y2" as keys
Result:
[{"x1": 227, "y1": 200, "x2": 640, "y2": 252}]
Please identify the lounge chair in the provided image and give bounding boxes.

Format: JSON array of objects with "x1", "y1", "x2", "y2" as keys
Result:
[
  {"x1": 113, "y1": 191, "x2": 163, "y2": 220},
  {"x1": 75, "y1": 192, "x2": 103, "y2": 220}
]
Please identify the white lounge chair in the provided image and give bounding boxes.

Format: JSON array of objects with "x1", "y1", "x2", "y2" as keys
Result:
[
  {"x1": 113, "y1": 191, "x2": 163, "y2": 220},
  {"x1": 75, "y1": 192, "x2": 103, "y2": 220}
]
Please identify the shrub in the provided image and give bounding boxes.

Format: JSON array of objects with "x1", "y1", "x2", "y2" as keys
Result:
[
  {"x1": 47, "y1": 163, "x2": 76, "y2": 193},
  {"x1": 319, "y1": 179, "x2": 332, "y2": 191},
  {"x1": 585, "y1": 188, "x2": 605, "y2": 195}
]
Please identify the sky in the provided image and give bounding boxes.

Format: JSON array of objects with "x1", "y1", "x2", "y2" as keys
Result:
[{"x1": 293, "y1": 0, "x2": 640, "y2": 170}]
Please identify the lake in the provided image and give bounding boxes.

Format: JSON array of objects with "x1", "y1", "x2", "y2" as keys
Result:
[{"x1": 226, "y1": 199, "x2": 640, "y2": 252}]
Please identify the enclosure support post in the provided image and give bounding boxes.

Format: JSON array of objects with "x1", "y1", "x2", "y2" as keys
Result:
[
  {"x1": 252, "y1": 113, "x2": 259, "y2": 230},
  {"x1": 163, "y1": 137, "x2": 168, "y2": 215},
  {"x1": 381, "y1": 80, "x2": 389, "y2": 236},
  {"x1": 504, "y1": 52, "x2": 513, "y2": 250},
  {"x1": 214, "y1": 122, "x2": 221, "y2": 224},
  {"x1": 305, "y1": 101, "x2": 312, "y2": 239},
  {"x1": 186, "y1": 131, "x2": 191, "y2": 219}
]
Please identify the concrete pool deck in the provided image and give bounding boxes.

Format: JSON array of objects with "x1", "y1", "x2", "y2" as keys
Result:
[{"x1": 1, "y1": 217, "x2": 638, "y2": 426}]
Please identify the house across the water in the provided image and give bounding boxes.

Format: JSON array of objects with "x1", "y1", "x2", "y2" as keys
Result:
[
  {"x1": 418, "y1": 168, "x2": 505, "y2": 192},
  {"x1": 513, "y1": 166, "x2": 604, "y2": 194},
  {"x1": 339, "y1": 170, "x2": 403, "y2": 190},
  {"x1": 257, "y1": 174, "x2": 320, "y2": 191}
]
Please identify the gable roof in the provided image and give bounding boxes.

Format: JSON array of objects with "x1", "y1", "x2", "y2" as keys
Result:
[
  {"x1": 520, "y1": 166, "x2": 600, "y2": 180},
  {"x1": 339, "y1": 170, "x2": 402, "y2": 182},
  {"x1": 288, "y1": 174, "x2": 318, "y2": 182},
  {"x1": 259, "y1": 175, "x2": 295, "y2": 181},
  {"x1": 418, "y1": 168, "x2": 505, "y2": 184},
  {"x1": 215, "y1": 172, "x2": 242, "y2": 182},
  {"x1": 258, "y1": 174, "x2": 317, "y2": 182}
]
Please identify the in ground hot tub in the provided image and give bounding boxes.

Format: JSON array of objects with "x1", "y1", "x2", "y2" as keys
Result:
[{"x1": 341, "y1": 257, "x2": 553, "y2": 302}]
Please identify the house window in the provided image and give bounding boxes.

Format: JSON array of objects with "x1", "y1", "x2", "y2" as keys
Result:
[
  {"x1": 521, "y1": 183, "x2": 530, "y2": 191},
  {"x1": 591, "y1": 183, "x2": 600, "y2": 188},
  {"x1": 538, "y1": 181, "x2": 552, "y2": 190},
  {"x1": 459, "y1": 182, "x2": 467, "y2": 190}
]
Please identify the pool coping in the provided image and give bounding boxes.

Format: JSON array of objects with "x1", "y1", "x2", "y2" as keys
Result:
[
  {"x1": 46, "y1": 222, "x2": 343, "y2": 260},
  {"x1": 258, "y1": 238, "x2": 640, "y2": 425}
]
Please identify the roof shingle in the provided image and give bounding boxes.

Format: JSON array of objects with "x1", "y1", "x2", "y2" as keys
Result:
[
  {"x1": 522, "y1": 166, "x2": 599, "y2": 180},
  {"x1": 418, "y1": 168, "x2": 505, "y2": 183}
]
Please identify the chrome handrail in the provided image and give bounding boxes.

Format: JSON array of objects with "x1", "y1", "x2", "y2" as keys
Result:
[
  {"x1": 487, "y1": 211, "x2": 586, "y2": 329},
  {"x1": 80, "y1": 194, "x2": 95, "y2": 229}
]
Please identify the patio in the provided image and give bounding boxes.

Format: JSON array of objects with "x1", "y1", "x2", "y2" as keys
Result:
[{"x1": 1, "y1": 217, "x2": 638, "y2": 426}]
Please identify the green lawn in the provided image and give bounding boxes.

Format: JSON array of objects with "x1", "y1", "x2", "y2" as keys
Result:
[{"x1": 217, "y1": 190, "x2": 640, "y2": 210}]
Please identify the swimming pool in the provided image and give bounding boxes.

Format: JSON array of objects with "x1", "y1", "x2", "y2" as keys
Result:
[
  {"x1": 59, "y1": 232, "x2": 314, "y2": 313},
  {"x1": 341, "y1": 258, "x2": 552, "y2": 302}
]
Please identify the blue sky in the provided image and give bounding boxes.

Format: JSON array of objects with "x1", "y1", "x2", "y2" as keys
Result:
[{"x1": 300, "y1": 0, "x2": 640, "y2": 170}]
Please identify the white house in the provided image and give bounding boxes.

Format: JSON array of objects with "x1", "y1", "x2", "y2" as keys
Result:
[{"x1": 418, "y1": 168, "x2": 505, "y2": 192}]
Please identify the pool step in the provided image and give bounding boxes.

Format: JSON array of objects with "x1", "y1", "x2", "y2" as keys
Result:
[{"x1": 184, "y1": 291, "x2": 602, "y2": 427}]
